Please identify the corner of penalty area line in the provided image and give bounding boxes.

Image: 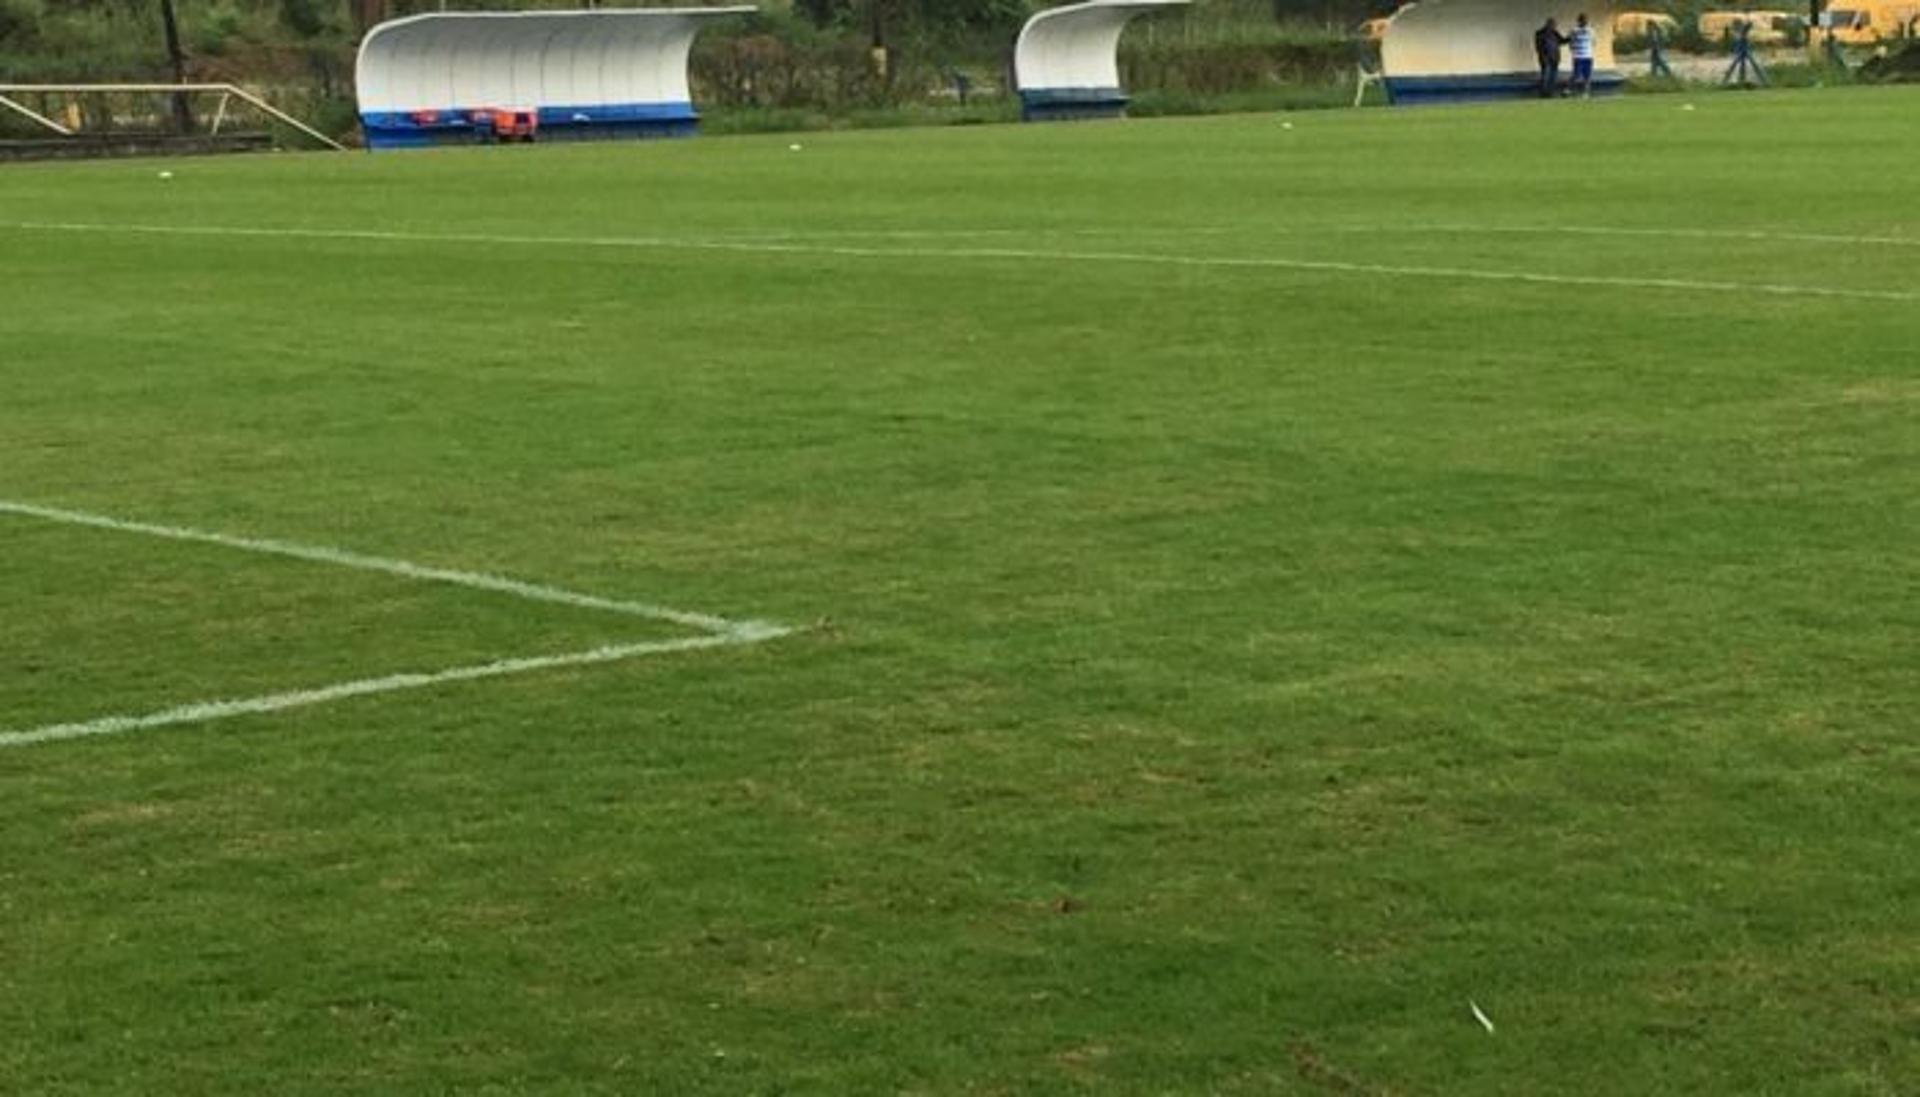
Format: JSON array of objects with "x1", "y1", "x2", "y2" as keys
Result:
[
  {"x1": 724, "y1": 618, "x2": 799, "y2": 642},
  {"x1": 0, "y1": 616, "x2": 800, "y2": 751},
  {"x1": 0, "y1": 497, "x2": 802, "y2": 749}
]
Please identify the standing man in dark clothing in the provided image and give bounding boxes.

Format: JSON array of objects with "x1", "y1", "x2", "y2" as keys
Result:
[{"x1": 1535, "y1": 18, "x2": 1569, "y2": 97}]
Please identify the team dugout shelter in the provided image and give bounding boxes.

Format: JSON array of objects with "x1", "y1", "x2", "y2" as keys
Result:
[
  {"x1": 355, "y1": 7, "x2": 753, "y2": 149},
  {"x1": 1381, "y1": 0, "x2": 1624, "y2": 104},
  {"x1": 1013, "y1": 0, "x2": 1190, "y2": 121}
]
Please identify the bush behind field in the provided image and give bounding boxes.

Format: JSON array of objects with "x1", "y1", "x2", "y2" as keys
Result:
[
  {"x1": 1120, "y1": 14, "x2": 1366, "y2": 95},
  {"x1": 692, "y1": 9, "x2": 1361, "y2": 108}
]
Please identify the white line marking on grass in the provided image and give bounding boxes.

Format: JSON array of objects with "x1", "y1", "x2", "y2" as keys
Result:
[
  {"x1": 698, "y1": 226, "x2": 1243, "y2": 242},
  {"x1": 1391, "y1": 223, "x2": 1920, "y2": 249},
  {"x1": 0, "y1": 498, "x2": 780, "y2": 638},
  {"x1": 698, "y1": 224, "x2": 1920, "y2": 249},
  {"x1": 5, "y1": 221, "x2": 1912, "y2": 303},
  {"x1": 0, "y1": 499, "x2": 793, "y2": 749},
  {"x1": 0, "y1": 637, "x2": 737, "y2": 749}
]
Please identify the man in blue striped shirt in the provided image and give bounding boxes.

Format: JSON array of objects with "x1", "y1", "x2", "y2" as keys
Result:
[{"x1": 1569, "y1": 13, "x2": 1597, "y2": 97}]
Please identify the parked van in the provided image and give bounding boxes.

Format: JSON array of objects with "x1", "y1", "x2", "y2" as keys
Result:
[
  {"x1": 1699, "y1": 9, "x2": 1800, "y2": 43},
  {"x1": 1615, "y1": 10, "x2": 1680, "y2": 38},
  {"x1": 1821, "y1": 0, "x2": 1920, "y2": 43}
]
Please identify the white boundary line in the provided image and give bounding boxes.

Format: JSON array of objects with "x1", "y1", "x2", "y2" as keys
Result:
[
  {"x1": 0, "y1": 637, "x2": 736, "y2": 749},
  {"x1": 697, "y1": 224, "x2": 1920, "y2": 250},
  {"x1": 4, "y1": 220, "x2": 1913, "y2": 303},
  {"x1": 1384, "y1": 223, "x2": 1920, "y2": 249},
  {"x1": 0, "y1": 499, "x2": 775, "y2": 637},
  {"x1": 0, "y1": 499, "x2": 793, "y2": 749}
]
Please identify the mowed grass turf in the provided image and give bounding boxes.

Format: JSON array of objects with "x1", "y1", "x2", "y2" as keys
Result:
[{"x1": 1, "y1": 87, "x2": 1915, "y2": 1093}]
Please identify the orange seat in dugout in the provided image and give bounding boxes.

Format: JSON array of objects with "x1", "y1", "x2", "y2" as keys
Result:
[{"x1": 493, "y1": 108, "x2": 538, "y2": 140}]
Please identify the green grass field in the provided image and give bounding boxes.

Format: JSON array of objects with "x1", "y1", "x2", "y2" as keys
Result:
[{"x1": 2, "y1": 87, "x2": 1916, "y2": 1094}]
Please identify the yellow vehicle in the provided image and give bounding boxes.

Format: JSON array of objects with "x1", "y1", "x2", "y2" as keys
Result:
[
  {"x1": 1820, "y1": 0, "x2": 1920, "y2": 43},
  {"x1": 1699, "y1": 9, "x2": 1801, "y2": 43},
  {"x1": 1615, "y1": 10, "x2": 1680, "y2": 37}
]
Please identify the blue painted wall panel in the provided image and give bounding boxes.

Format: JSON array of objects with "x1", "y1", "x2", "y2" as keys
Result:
[{"x1": 361, "y1": 101, "x2": 699, "y2": 149}]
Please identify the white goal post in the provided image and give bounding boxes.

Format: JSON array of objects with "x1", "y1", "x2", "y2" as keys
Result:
[{"x1": 0, "y1": 83, "x2": 346, "y2": 151}]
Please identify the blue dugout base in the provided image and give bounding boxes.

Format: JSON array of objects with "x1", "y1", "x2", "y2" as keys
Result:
[
  {"x1": 361, "y1": 103, "x2": 700, "y2": 150},
  {"x1": 1019, "y1": 87, "x2": 1129, "y2": 122},
  {"x1": 1384, "y1": 70, "x2": 1626, "y2": 105}
]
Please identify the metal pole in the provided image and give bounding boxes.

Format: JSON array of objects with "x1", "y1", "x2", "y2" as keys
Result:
[
  {"x1": 159, "y1": 0, "x2": 195, "y2": 133},
  {"x1": 1649, "y1": 24, "x2": 1674, "y2": 78},
  {"x1": 0, "y1": 93, "x2": 75, "y2": 136},
  {"x1": 219, "y1": 84, "x2": 348, "y2": 150}
]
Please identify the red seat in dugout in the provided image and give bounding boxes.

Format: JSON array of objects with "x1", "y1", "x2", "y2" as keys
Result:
[{"x1": 493, "y1": 109, "x2": 538, "y2": 142}]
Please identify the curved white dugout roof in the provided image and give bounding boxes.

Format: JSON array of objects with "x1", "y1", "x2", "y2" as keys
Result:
[
  {"x1": 356, "y1": 7, "x2": 754, "y2": 114},
  {"x1": 1382, "y1": 0, "x2": 1618, "y2": 81},
  {"x1": 1014, "y1": 0, "x2": 1190, "y2": 93}
]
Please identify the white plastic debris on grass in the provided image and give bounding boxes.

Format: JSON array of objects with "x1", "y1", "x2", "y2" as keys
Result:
[{"x1": 1470, "y1": 999, "x2": 1496, "y2": 1034}]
